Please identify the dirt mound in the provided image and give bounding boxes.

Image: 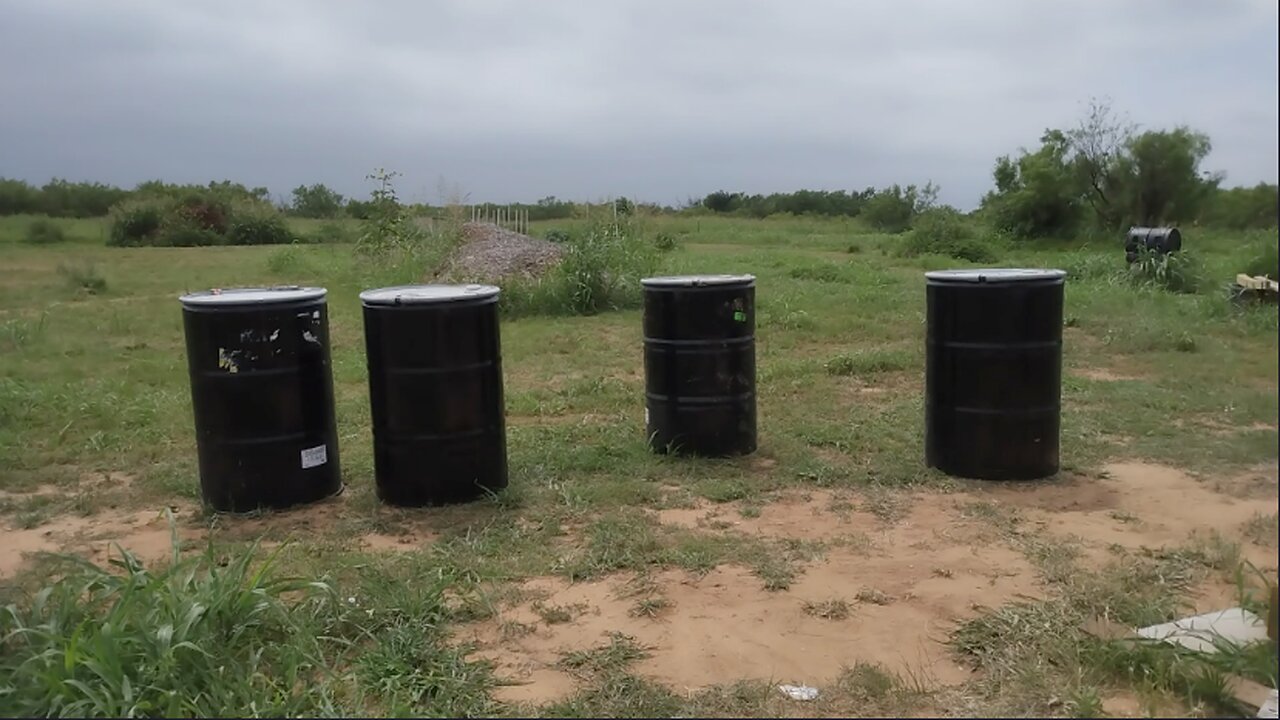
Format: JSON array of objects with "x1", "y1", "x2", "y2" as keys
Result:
[{"x1": 435, "y1": 222, "x2": 564, "y2": 283}]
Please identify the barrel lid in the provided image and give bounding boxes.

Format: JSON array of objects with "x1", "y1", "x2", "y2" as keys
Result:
[
  {"x1": 359, "y1": 284, "x2": 501, "y2": 305},
  {"x1": 641, "y1": 274, "x2": 756, "y2": 288},
  {"x1": 925, "y1": 268, "x2": 1066, "y2": 284},
  {"x1": 179, "y1": 286, "x2": 326, "y2": 306}
]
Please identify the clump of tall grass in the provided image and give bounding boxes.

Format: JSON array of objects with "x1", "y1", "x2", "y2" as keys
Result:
[
  {"x1": 502, "y1": 211, "x2": 658, "y2": 317},
  {"x1": 897, "y1": 207, "x2": 1000, "y2": 263},
  {"x1": 0, "y1": 535, "x2": 350, "y2": 716},
  {"x1": 1128, "y1": 247, "x2": 1204, "y2": 294},
  {"x1": 0, "y1": 523, "x2": 495, "y2": 717},
  {"x1": 24, "y1": 218, "x2": 66, "y2": 245},
  {"x1": 57, "y1": 261, "x2": 107, "y2": 295}
]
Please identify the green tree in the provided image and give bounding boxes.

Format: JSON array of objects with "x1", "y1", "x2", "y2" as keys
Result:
[
  {"x1": 1065, "y1": 97, "x2": 1134, "y2": 229},
  {"x1": 0, "y1": 178, "x2": 40, "y2": 215},
  {"x1": 1113, "y1": 128, "x2": 1217, "y2": 226},
  {"x1": 290, "y1": 183, "x2": 345, "y2": 218},
  {"x1": 862, "y1": 182, "x2": 937, "y2": 233},
  {"x1": 1199, "y1": 183, "x2": 1278, "y2": 229},
  {"x1": 982, "y1": 130, "x2": 1083, "y2": 239}
]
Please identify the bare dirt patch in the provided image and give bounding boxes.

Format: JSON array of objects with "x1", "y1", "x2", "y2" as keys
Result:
[
  {"x1": 361, "y1": 530, "x2": 437, "y2": 552},
  {"x1": 2, "y1": 505, "x2": 201, "y2": 578},
  {"x1": 972, "y1": 462, "x2": 1279, "y2": 577},
  {"x1": 469, "y1": 491, "x2": 1042, "y2": 703},
  {"x1": 1074, "y1": 367, "x2": 1139, "y2": 382},
  {"x1": 467, "y1": 462, "x2": 1279, "y2": 704}
]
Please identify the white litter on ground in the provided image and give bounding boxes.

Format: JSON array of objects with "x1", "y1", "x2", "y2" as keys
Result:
[
  {"x1": 1136, "y1": 607, "x2": 1268, "y2": 653},
  {"x1": 1257, "y1": 688, "x2": 1278, "y2": 719},
  {"x1": 778, "y1": 684, "x2": 820, "y2": 701}
]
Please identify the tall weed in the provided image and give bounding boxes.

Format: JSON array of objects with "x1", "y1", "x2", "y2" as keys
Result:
[
  {"x1": 1129, "y1": 247, "x2": 1204, "y2": 294},
  {"x1": 502, "y1": 213, "x2": 657, "y2": 316}
]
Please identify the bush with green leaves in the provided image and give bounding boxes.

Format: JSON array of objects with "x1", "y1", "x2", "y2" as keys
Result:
[
  {"x1": 1128, "y1": 247, "x2": 1204, "y2": 294},
  {"x1": 227, "y1": 204, "x2": 294, "y2": 245},
  {"x1": 544, "y1": 229, "x2": 571, "y2": 243},
  {"x1": 107, "y1": 194, "x2": 294, "y2": 247},
  {"x1": 355, "y1": 169, "x2": 420, "y2": 259},
  {"x1": 23, "y1": 218, "x2": 66, "y2": 244},
  {"x1": 653, "y1": 232, "x2": 678, "y2": 252},
  {"x1": 898, "y1": 207, "x2": 998, "y2": 262},
  {"x1": 861, "y1": 183, "x2": 937, "y2": 233},
  {"x1": 107, "y1": 199, "x2": 166, "y2": 246}
]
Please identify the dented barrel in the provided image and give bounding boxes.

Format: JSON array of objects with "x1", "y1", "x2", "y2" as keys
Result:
[
  {"x1": 925, "y1": 268, "x2": 1065, "y2": 481},
  {"x1": 360, "y1": 284, "x2": 508, "y2": 506},
  {"x1": 179, "y1": 286, "x2": 342, "y2": 512},
  {"x1": 643, "y1": 274, "x2": 757, "y2": 457}
]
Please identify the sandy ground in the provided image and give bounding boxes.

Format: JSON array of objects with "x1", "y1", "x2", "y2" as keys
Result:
[{"x1": 2, "y1": 461, "x2": 1277, "y2": 709}]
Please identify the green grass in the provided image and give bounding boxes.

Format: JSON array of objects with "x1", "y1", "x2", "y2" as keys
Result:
[{"x1": 0, "y1": 213, "x2": 1276, "y2": 716}]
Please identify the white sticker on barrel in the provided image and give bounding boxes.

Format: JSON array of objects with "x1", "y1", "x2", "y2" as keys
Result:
[
  {"x1": 644, "y1": 407, "x2": 650, "y2": 425},
  {"x1": 301, "y1": 444, "x2": 327, "y2": 469}
]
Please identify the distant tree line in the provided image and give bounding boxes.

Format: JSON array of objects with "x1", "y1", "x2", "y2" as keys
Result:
[{"x1": 4, "y1": 100, "x2": 1274, "y2": 239}]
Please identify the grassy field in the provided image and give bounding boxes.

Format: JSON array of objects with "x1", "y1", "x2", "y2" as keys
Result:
[{"x1": 1, "y1": 213, "x2": 1277, "y2": 717}]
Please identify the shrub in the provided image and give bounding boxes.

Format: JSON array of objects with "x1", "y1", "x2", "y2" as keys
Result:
[
  {"x1": 1242, "y1": 236, "x2": 1279, "y2": 280},
  {"x1": 653, "y1": 232, "x2": 678, "y2": 252},
  {"x1": 544, "y1": 229, "x2": 571, "y2": 243},
  {"x1": 1129, "y1": 247, "x2": 1204, "y2": 294},
  {"x1": 107, "y1": 194, "x2": 295, "y2": 247},
  {"x1": 862, "y1": 183, "x2": 937, "y2": 233},
  {"x1": 899, "y1": 207, "x2": 999, "y2": 263},
  {"x1": 57, "y1": 261, "x2": 107, "y2": 295},
  {"x1": 23, "y1": 218, "x2": 66, "y2": 244},
  {"x1": 227, "y1": 204, "x2": 294, "y2": 246},
  {"x1": 107, "y1": 199, "x2": 166, "y2": 246},
  {"x1": 156, "y1": 214, "x2": 224, "y2": 247},
  {"x1": 557, "y1": 220, "x2": 655, "y2": 314},
  {"x1": 310, "y1": 221, "x2": 355, "y2": 244},
  {"x1": 825, "y1": 349, "x2": 912, "y2": 376},
  {"x1": 789, "y1": 263, "x2": 844, "y2": 283},
  {"x1": 265, "y1": 244, "x2": 313, "y2": 275},
  {"x1": 173, "y1": 194, "x2": 231, "y2": 235},
  {"x1": 1063, "y1": 251, "x2": 1122, "y2": 282},
  {"x1": 502, "y1": 215, "x2": 657, "y2": 317}
]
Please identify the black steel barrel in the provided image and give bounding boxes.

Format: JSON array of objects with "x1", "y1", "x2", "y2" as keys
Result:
[
  {"x1": 179, "y1": 286, "x2": 342, "y2": 512},
  {"x1": 1125, "y1": 226, "x2": 1182, "y2": 263},
  {"x1": 642, "y1": 274, "x2": 756, "y2": 457},
  {"x1": 924, "y1": 269, "x2": 1066, "y2": 480},
  {"x1": 360, "y1": 284, "x2": 508, "y2": 506}
]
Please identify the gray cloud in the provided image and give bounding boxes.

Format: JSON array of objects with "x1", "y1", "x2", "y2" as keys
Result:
[{"x1": 1, "y1": 0, "x2": 1275, "y2": 208}]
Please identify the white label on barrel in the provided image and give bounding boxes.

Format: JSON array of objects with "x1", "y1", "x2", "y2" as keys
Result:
[
  {"x1": 301, "y1": 444, "x2": 327, "y2": 469},
  {"x1": 644, "y1": 407, "x2": 649, "y2": 425}
]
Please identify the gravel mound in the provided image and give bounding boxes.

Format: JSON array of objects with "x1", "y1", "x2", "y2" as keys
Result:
[{"x1": 433, "y1": 222, "x2": 564, "y2": 282}]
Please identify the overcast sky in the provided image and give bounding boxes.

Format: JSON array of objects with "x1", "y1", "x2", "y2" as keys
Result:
[{"x1": 2, "y1": 0, "x2": 1276, "y2": 209}]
